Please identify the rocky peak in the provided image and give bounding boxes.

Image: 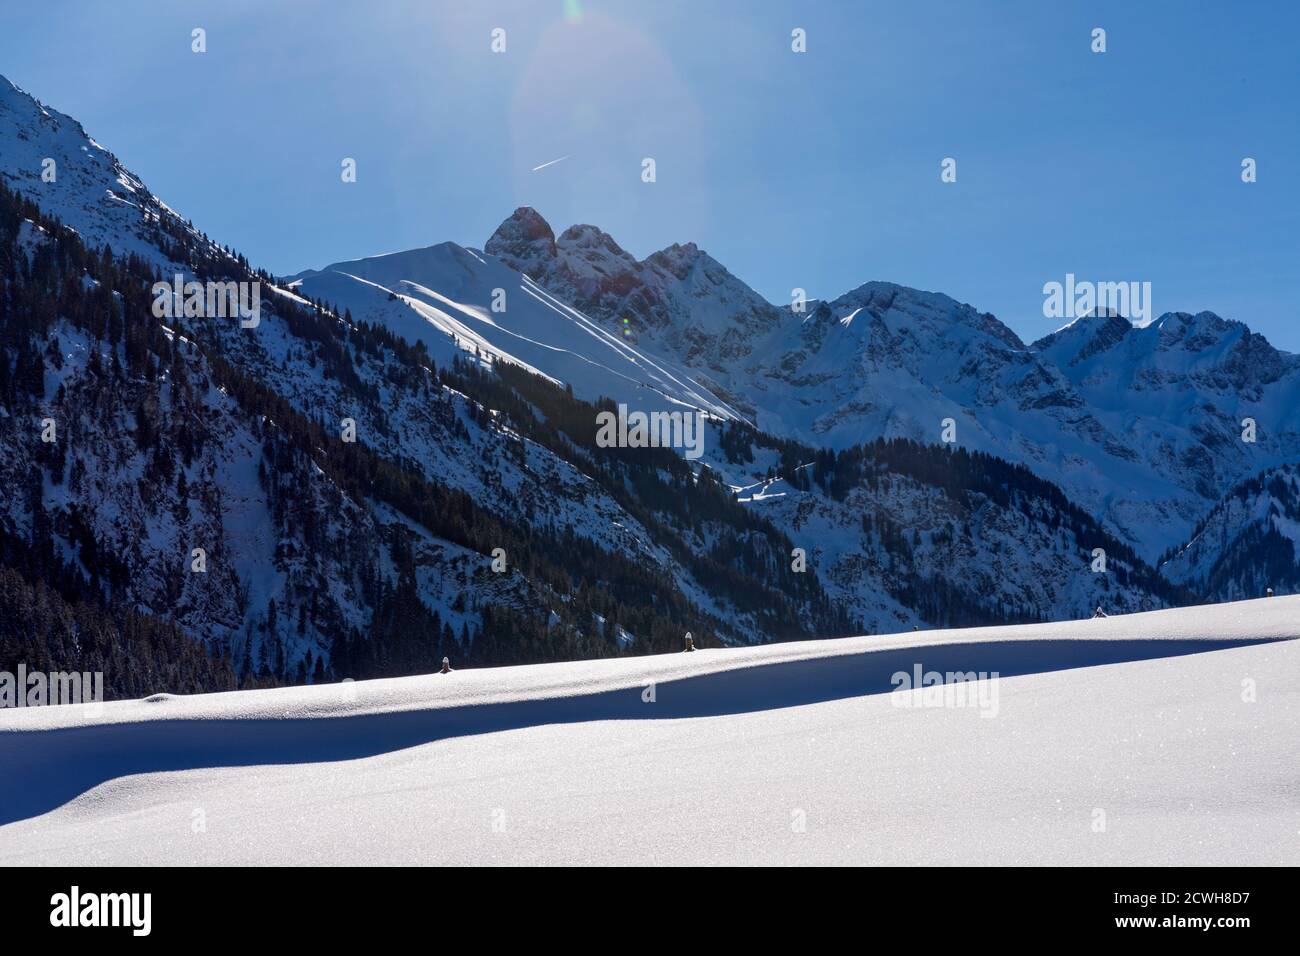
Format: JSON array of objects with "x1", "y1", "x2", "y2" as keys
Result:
[
  {"x1": 1032, "y1": 312, "x2": 1134, "y2": 365},
  {"x1": 556, "y1": 223, "x2": 629, "y2": 256},
  {"x1": 645, "y1": 241, "x2": 707, "y2": 279},
  {"x1": 484, "y1": 207, "x2": 557, "y2": 279}
]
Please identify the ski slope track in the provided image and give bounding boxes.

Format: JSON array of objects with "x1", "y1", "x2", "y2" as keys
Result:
[{"x1": 2, "y1": 598, "x2": 1298, "y2": 865}]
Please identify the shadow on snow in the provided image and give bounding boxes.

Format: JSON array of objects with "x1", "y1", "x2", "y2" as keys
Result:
[{"x1": 0, "y1": 636, "x2": 1280, "y2": 827}]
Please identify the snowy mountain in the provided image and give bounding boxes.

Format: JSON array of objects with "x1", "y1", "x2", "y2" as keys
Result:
[
  {"x1": 483, "y1": 207, "x2": 782, "y2": 398},
  {"x1": 0, "y1": 74, "x2": 215, "y2": 272},
  {"x1": 475, "y1": 208, "x2": 1300, "y2": 562},
  {"x1": 0, "y1": 187, "x2": 856, "y2": 691},
  {"x1": 267, "y1": 215, "x2": 1215, "y2": 634},
  {"x1": 1, "y1": 72, "x2": 1296, "y2": 697},
  {"x1": 286, "y1": 232, "x2": 742, "y2": 423},
  {"x1": 1161, "y1": 462, "x2": 1300, "y2": 601},
  {"x1": 4, "y1": 598, "x2": 1296, "y2": 865},
  {"x1": 699, "y1": 428, "x2": 1187, "y2": 631},
  {"x1": 0, "y1": 76, "x2": 851, "y2": 696},
  {"x1": 1032, "y1": 311, "x2": 1300, "y2": 554}
]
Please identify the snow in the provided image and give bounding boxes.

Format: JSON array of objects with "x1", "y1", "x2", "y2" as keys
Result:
[
  {"x1": 288, "y1": 241, "x2": 741, "y2": 422},
  {"x1": 2, "y1": 598, "x2": 1297, "y2": 865},
  {"x1": 0, "y1": 74, "x2": 219, "y2": 271},
  {"x1": 1162, "y1": 462, "x2": 1300, "y2": 600}
]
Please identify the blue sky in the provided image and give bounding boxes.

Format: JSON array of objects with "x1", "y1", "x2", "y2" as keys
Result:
[{"x1": 1, "y1": 1, "x2": 1296, "y2": 347}]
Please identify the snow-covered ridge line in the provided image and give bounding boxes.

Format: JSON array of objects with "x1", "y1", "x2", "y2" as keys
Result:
[
  {"x1": 2, "y1": 598, "x2": 1296, "y2": 863},
  {"x1": 3, "y1": 597, "x2": 1294, "y2": 734}
]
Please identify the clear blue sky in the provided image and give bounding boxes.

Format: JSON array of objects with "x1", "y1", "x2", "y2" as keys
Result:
[{"x1": 2, "y1": 1, "x2": 1296, "y2": 347}]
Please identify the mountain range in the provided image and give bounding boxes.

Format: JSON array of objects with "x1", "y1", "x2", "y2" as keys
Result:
[
  {"x1": 1, "y1": 73, "x2": 1295, "y2": 696},
  {"x1": 299, "y1": 202, "x2": 1300, "y2": 563}
]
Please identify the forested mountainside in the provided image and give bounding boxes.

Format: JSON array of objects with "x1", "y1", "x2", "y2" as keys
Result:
[
  {"x1": 1160, "y1": 463, "x2": 1300, "y2": 603},
  {"x1": 0, "y1": 181, "x2": 852, "y2": 696},
  {"x1": 0, "y1": 179, "x2": 1189, "y2": 698},
  {"x1": 704, "y1": 423, "x2": 1192, "y2": 631}
]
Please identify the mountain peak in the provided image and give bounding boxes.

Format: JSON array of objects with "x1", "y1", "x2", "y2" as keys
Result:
[
  {"x1": 484, "y1": 207, "x2": 557, "y2": 278},
  {"x1": 1153, "y1": 310, "x2": 1231, "y2": 335},
  {"x1": 1031, "y1": 311, "x2": 1134, "y2": 363},
  {"x1": 644, "y1": 240, "x2": 715, "y2": 281},
  {"x1": 0, "y1": 72, "x2": 214, "y2": 269},
  {"x1": 557, "y1": 222, "x2": 617, "y2": 247},
  {"x1": 827, "y1": 281, "x2": 1026, "y2": 351},
  {"x1": 0, "y1": 72, "x2": 33, "y2": 103},
  {"x1": 555, "y1": 223, "x2": 635, "y2": 264},
  {"x1": 492, "y1": 206, "x2": 554, "y2": 240},
  {"x1": 651, "y1": 240, "x2": 701, "y2": 261}
]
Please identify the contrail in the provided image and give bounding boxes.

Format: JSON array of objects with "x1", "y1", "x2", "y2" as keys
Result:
[{"x1": 531, "y1": 155, "x2": 571, "y2": 172}]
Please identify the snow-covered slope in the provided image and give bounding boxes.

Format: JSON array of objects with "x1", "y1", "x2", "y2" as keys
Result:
[
  {"x1": 695, "y1": 427, "x2": 1185, "y2": 631},
  {"x1": 1162, "y1": 463, "x2": 1300, "y2": 601},
  {"x1": 484, "y1": 207, "x2": 782, "y2": 396},
  {"x1": 0, "y1": 74, "x2": 212, "y2": 270},
  {"x1": 747, "y1": 290, "x2": 1300, "y2": 559},
  {"x1": 731, "y1": 284, "x2": 1196, "y2": 556},
  {"x1": 691, "y1": 287, "x2": 1300, "y2": 560},
  {"x1": 2, "y1": 598, "x2": 1296, "y2": 865},
  {"x1": 1033, "y1": 311, "x2": 1300, "y2": 554},
  {"x1": 287, "y1": 235, "x2": 742, "y2": 421}
]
